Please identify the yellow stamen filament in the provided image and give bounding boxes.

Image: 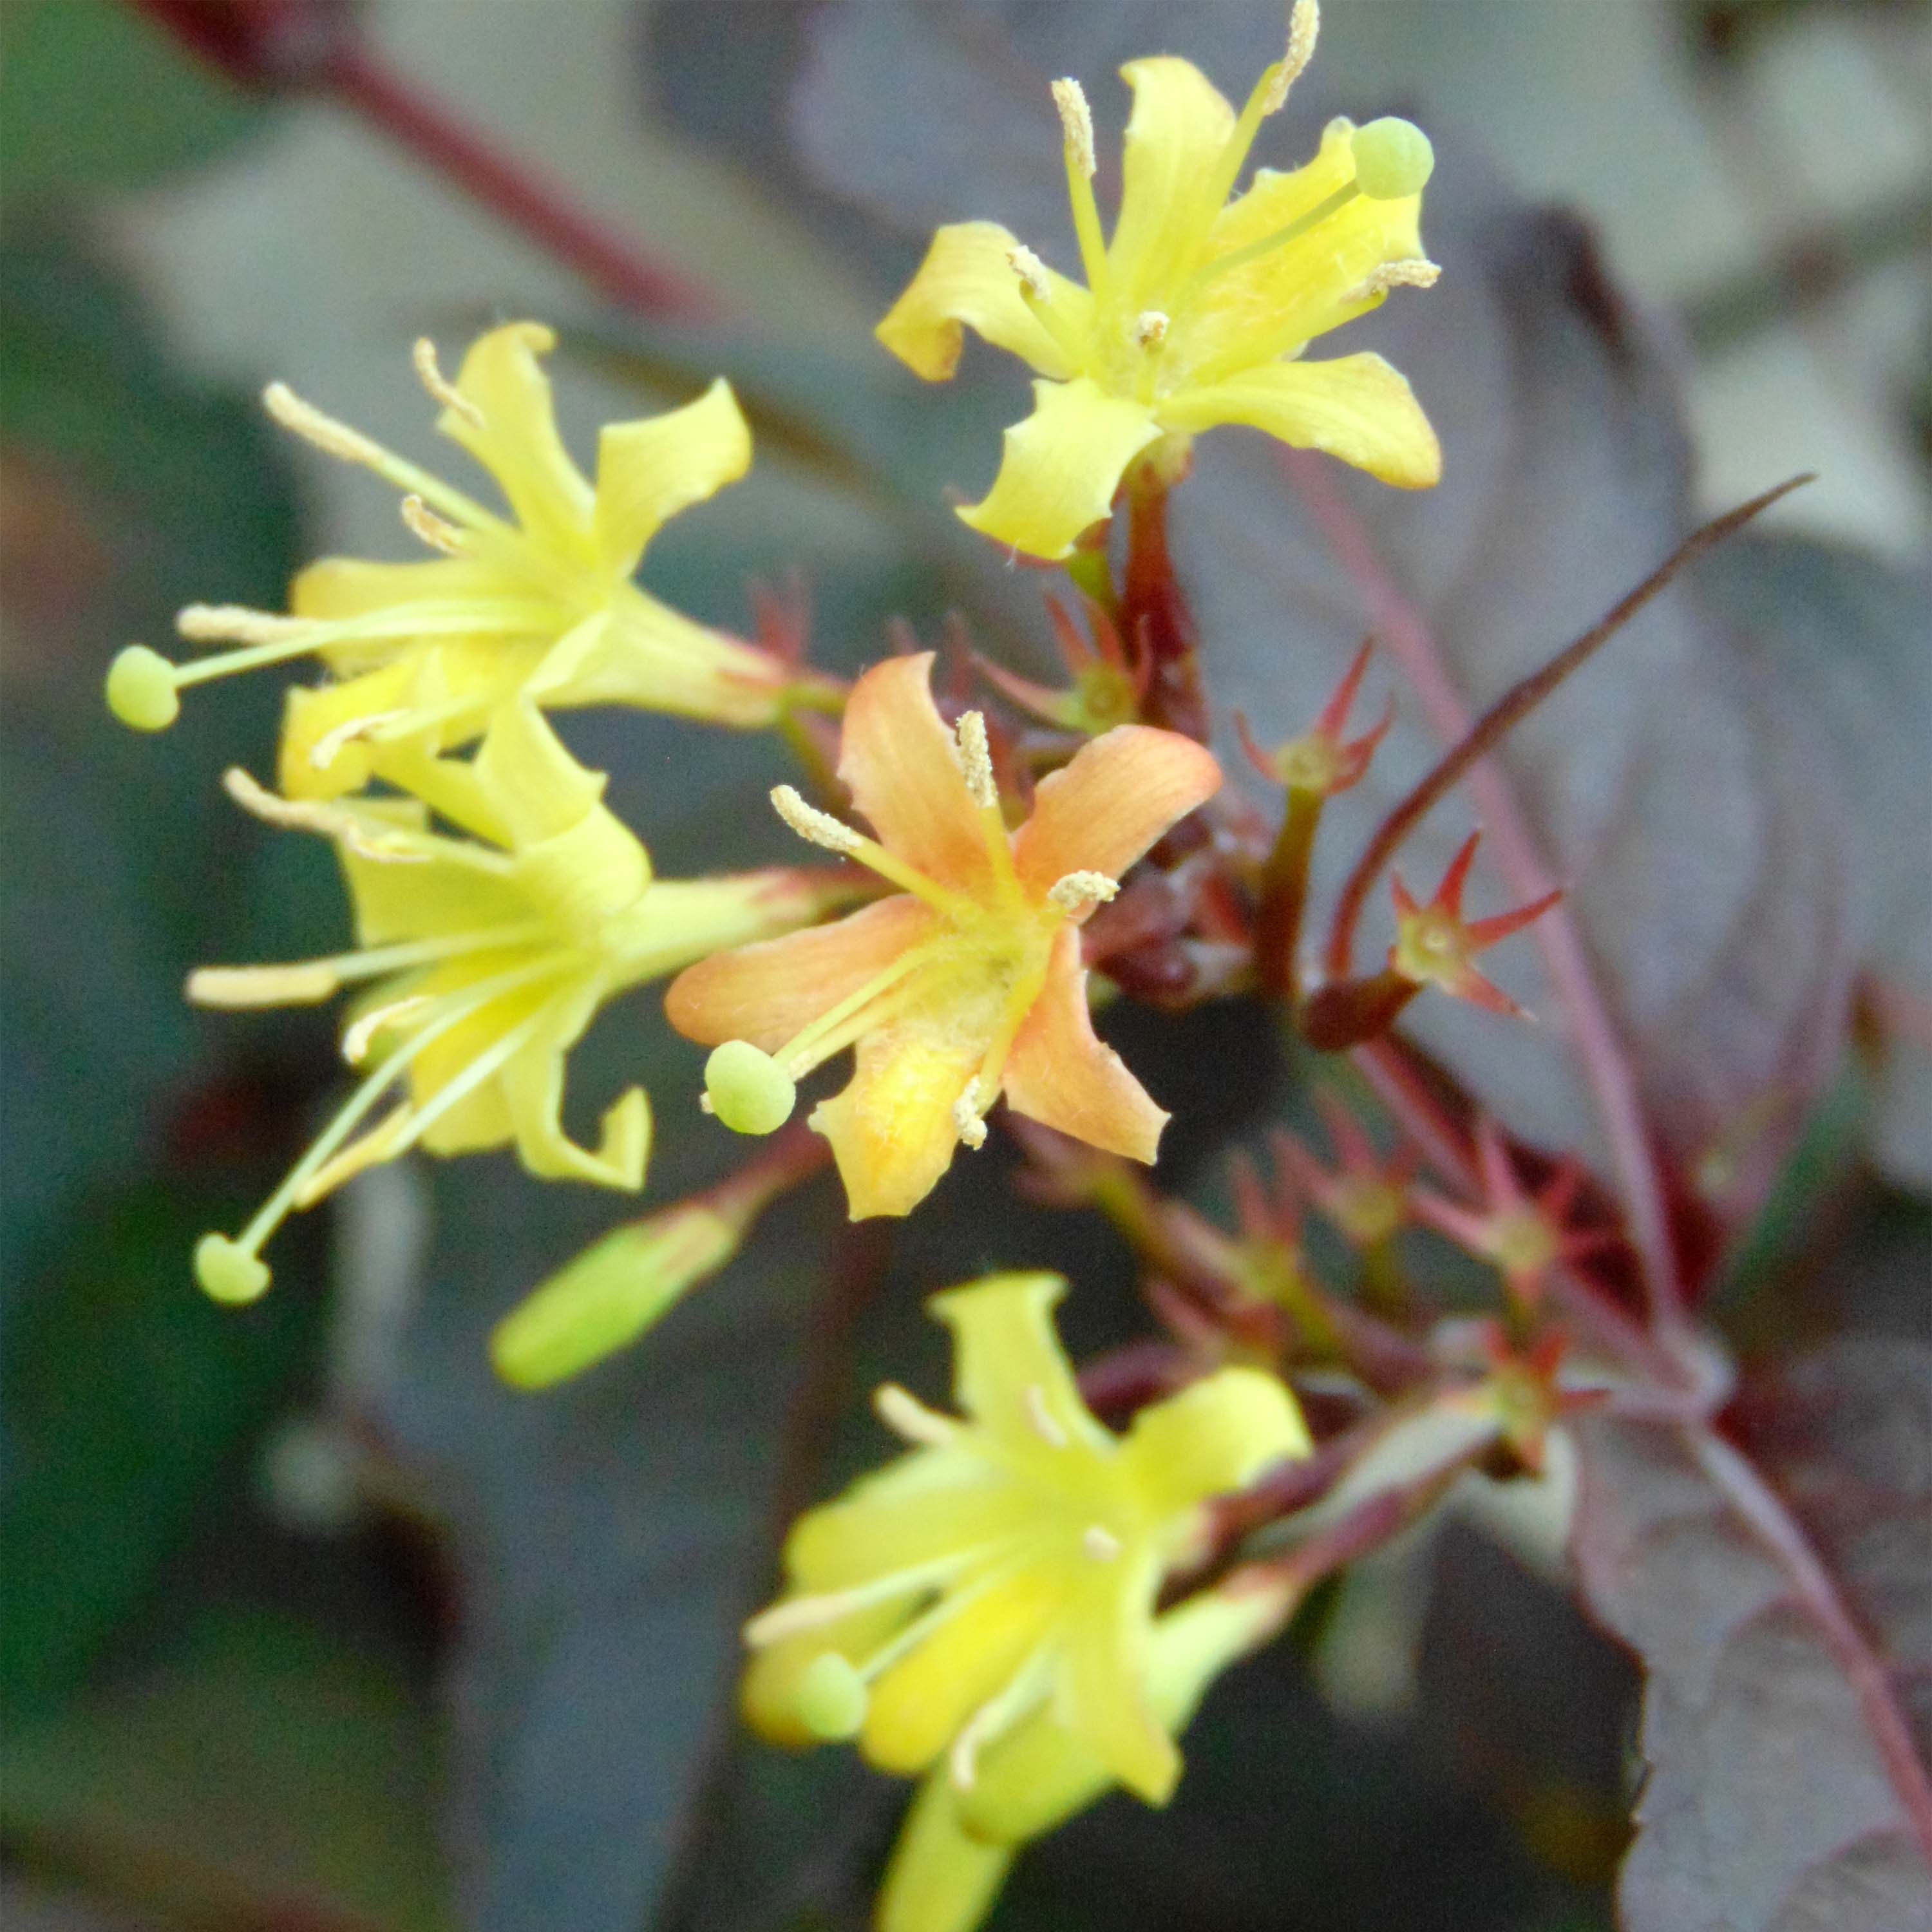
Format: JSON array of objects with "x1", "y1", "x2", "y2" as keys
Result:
[
  {"x1": 308, "y1": 710, "x2": 410, "y2": 772},
  {"x1": 1023, "y1": 1385, "x2": 1068, "y2": 1448},
  {"x1": 222, "y1": 768, "x2": 429, "y2": 863},
  {"x1": 743, "y1": 1551, "x2": 972, "y2": 1648},
  {"x1": 1052, "y1": 77, "x2": 1111, "y2": 296},
  {"x1": 341, "y1": 994, "x2": 432, "y2": 1065},
  {"x1": 875, "y1": 1381, "x2": 960, "y2": 1448},
  {"x1": 766, "y1": 941, "x2": 945, "y2": 1081},
  {"x1": 947, "y1": 1663, "x2": 1050, "y2": 1792},
  {"x1": 412, "y1": 337, "x2": 484, "y2": 426}
]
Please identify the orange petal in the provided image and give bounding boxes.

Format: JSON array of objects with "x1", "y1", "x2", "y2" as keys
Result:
[
  {"x1": 1001, "y1": 929, "x2": 1166, "y2": 1162},
  {"x1": 837, "y1": 654, "x2": 992, "y2": 893},
  {"x1": 663, "y1": 895, "x2": 934, "y2": 1051},
  {"x1": 1012, "y1": 724, "x2": 1220, "y2": 893},
  {"x1": 810, "y1": 1021, "x2": 985, "y2": 1220}
]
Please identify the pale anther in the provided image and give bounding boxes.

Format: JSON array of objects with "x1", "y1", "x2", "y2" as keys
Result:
[
  {"x1": 341, "y1": 995, "x2": 431, "y2": 1066},
  {"x1": 1262, "y1": 0, "x2": 1321, "y2": 114},
  {"x1": 262, "y1": 381, "x2": 387, "y2": 468},
  {"x1": 1047, "y1": 869, "x2": 1119, "y2": 914},
  {"x1": 1352, "y1": 257, "x2": 1442, "y2": 301},
  {"x1": 308, "y1": 710, "x2": 409, "y2": 772},
  {"x1": 949, "y1": 1697, "x2": 1009, "y2": 1792},
  {"x1": 1023, "y1": 1384, "x2": 1068, "y2": 1448},
  {"x1": 411, "y1": 337, "x2": 484, "y2": 426},
  {"x1": 770, "y1": 784, "x2": 862, "y2": 855},
  {"x1": 954, "y1": 710, "x2": 998, "y2": 810},
  {"x1": 1082, "y1": 1524, "x2": 1123, "y2": 1562},
  {"x1": 401, "y1": 493, "x2": 466, "y2": 554},
  {"x1": 1135, "y1": 310, "x2": 1171, "y2": 348},
  {"x1": 1007, "y1": 245, "x2": 1050, "y2": 303},
  {"x1": 178, "y1": 603, "x2": 303, "y2": 645},
  {"x1": 875, "y1": 1381, "x2": 960, "y2": 1449},
  {"x1": 187, "y1": 963, "x2": 339, "y2": 1008},
  {"x1": 222, "y1": 768, "x2": 429, "y2": 865},
  {"x1": 1051, "y1": 77, "x2": 1095, "y2": 178},
  {"x1": 952, "y1": 1081, "x2": 989, "y2": 1150}
]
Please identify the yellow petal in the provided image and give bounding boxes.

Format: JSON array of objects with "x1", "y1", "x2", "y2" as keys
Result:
[
  {"x1": 502, "y1": 1034, "x2": 650, "y2": 1189},
  {"x1": 810, "y1": 1020, "x2": 985, "y2": 1220},
  {"x1": 838, "y1": 654, "x2": 994, "y2": 895},
  {"x1": 1001, "y1": 929, "x2": 1167, "y2": 1164},
  {"x1": 665, "y1": 896, "x2": 938, "y2": 1052},
  {"x1": 928, "y1": 1271, "x2": 1103, "y2": 1453},
  {"x1": 1118, "y1": 1367, "x2": 1310, "y2": 1519},
  {"x1": 1159, "y1": 351, "x2": 1441, "y2": 489},
  {"x1": 592, "y1": 377, "x2": 752, "y2": 580},
  {"x1": 471, "y1": 698, "x2": 609, "y2": 846},
  {"x1": 290, "y1": 553, "x2": 518, "y2": 635},
  {"x1": 441, "y1": 321, "x2": 596, "y2": 560},
  {"x1": 786, "y1": 1470, "x2": 1028, "y2": 1594},
  {"x1": 1056, "y1": 1562, "x2": 1177, "y2": 1803},
  {"x1": 862, "y1": 1569, "x2": 1056, "y2": 1775},
  {"x1": 1012, "y1": 723, "x2": 1221, "y2": 890},
  {"x1": 1108, "y1": 57, "x2": 1238, "y2": 300},
  {"x1": 958, "y1": 377, "x2": 1160, "y2": 562},
  {"x1": 877, "y1": 1774, "x2": 1016, "y2": 1932},
  {"x1": 876, "y1": 220, "x2": 1086, "y2": 383}
]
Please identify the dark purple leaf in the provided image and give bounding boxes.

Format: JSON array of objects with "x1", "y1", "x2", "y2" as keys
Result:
[{"x1": 1573, "y1": 1390, "x2": 1932, "y2": 1932}]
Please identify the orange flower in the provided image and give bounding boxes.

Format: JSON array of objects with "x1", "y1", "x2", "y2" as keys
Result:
[{"x1": 666, "y1": 654, "x2": 1220, "y2": 1218}]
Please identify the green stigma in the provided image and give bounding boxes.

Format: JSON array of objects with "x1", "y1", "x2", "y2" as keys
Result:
[
  {"x1": 106, "y1": 645, "x2": 181, "y2": 732},
  {"x1": 195, "y1": 1233, "x2": 270, "y2": 1305},
  {"x1": 1350, "y1": 118, "x2": 1435, "y2": 200},
  {"x1": 705, "y1": 1040, "x2": 796, "y2": 1135},
  {"x1": 793, "y1": 1652, "x2": 867, "y2": 1741}
]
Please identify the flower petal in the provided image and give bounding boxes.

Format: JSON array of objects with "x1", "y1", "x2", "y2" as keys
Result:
[
  {"x1": 958, "y1": 378, "x2": 1160, "y2": 561},
  {"x1": 786, "y1": 1468, "x2": 1032, "y2": 1593},
  {"x1": 1159, "y1": 351, "x2": 1441, "y2": 489},
  {"x1": 837, "y1": 653, "x2": 992, "y2": 891},
  {"x1": 472, "y1": 698, "x2": 610, "y2": 844},
  {"x1": 1001, "y1": 929, "x2": 1167, "y2": 1164},
  {"x1": 863, "y1": 1569, "x2": 1057, "y2": 1774},
  {"x1": 1118, "y1": 1367, "x2": 1310, "y2": 1518},
  {"x1": 810, "y1": 1019, "x2": 983, "y2": 1220},
  {"x1": 928, "y1": 1271, "x2": 1101, "y2": 1452},
  {"x1": 502, "y1": 1036, "x2": 650, "y2": 1189},
  {"x1": 440, "y1": 322, "x2": 596, "y2": 559},
  {"x1": 876, "y1": 220, "x2": 1086, "y2": 383},
  {"x1": 1108, "y1": 57, "x2": 1238, "y2": 301},
  {"x1": 1056, "y1": 1561, "x2": 1177, "y2": 1803},
  {"x1": 592, "y1": 378, "x2": 752, "y2": 580},
  {"x1": 876, "y1": 1774, "x2": 1015, "y2": 1932},
  {"x1": 290, "y1": 554, "x2": 520, "y2": 631},
  {"x1": 665, "y1": 896, "x2": 936, "y2": 1052},
  {"x1": 1012, "y1": 723, "x2": 1220, "y2": 891}
]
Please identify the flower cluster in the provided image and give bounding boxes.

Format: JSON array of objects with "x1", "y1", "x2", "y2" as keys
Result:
[{"x1": 104, "y1": 7, "x2": 1518, "y2": 1927}]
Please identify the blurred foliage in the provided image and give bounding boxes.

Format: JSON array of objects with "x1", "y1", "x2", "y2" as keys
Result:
[{"x1": 0, "y1": 0, "x2": 270, "y2": 198}]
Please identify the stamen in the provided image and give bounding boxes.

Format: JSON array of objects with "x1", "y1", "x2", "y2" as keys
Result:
[
  {"x1": 875, "y1": 1381, "x2": 960, "y2": 1448},
  {"x1": 1023, "y1": 1385, "x2": 1068, "y2": 1448},
  {"x1": 952, "y1": 1081, "x2": 989, "y2": 1151},
  {"x1": 768, "y1": 941, "x2": 943, "y2": 1081},
  {"x1": 402, "y1": 493, "x2": 466, "y2": 554},
  {"x1": 412, "y1": 337, "x2": 484, "y2": 426},
  {"x1": 341, "y1": 994, "x2": 431, "y2": 1065},
  {"x1": 1262, "y1": 0, "x2": 1321, "y2": 114},
  {"x1": 1047, "y1": 870, "x2": 1119, "y2": 914},
  {"x1": 188, "y1": 963, "x2": 341, "y2": 1007},
  {"x1": 1134, "y1": 310, "x2": 1170, "y2": 348},
  {"x1": 222, "y1": 768, "x2": 430, "y2": 864},
  {"x1": 770, "y1": 784, "x2": 862, "y2": 855},
  {"x1": 1350, "y1": 257, "x2": 1442, "y2": 300},
  {"x1": 308, "y1": 710, "x2": 410, "y2": 772},
  {"x1": 178, "y1": 603, "x2": 304, "y2": 646},
  {"x1": 1050, "y1": 78, "x2": 1095, "y2": 178},
  {"x1": 263, "y1": 381, "x2": 389, "y2": 468},
  {"x1": 1008, "y1": 244, "x2": 1051, "y2": 303},
  {"x1": 953, "y1": 712, "x2": 998, "y2": 810},
  {"x1": 744, "y1": 1558, "x2": 958, "y2": 1647},
  {"x1": 1082, "y1": 1524, "x2": 1122, "y2": 1561}
]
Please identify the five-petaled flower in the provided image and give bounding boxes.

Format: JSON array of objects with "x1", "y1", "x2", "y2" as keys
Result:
[
  {"x1": 875, "y1": 0, "x2": 1442, "y2": 559},
  {"x1": 665, "y1": 652, "x2": 1222, "y2": 1218},
  {"x1": 189, "y1": 701, "x2": 849, "y2": 1305},
  {"x1": 106, "y1": 323, "x2": 838, "y2": 787},
  {"x1": 739, "y1": 1272, "x2": 1308, "y2": 1815}
]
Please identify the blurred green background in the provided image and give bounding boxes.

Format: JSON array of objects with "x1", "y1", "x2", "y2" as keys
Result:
[{"x1": 3, "y1": 2, "x2": 1927, "y2": 1929}]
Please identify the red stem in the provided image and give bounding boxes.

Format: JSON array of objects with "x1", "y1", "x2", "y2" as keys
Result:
[{"x1": 1282, "y1": 451, "x2": 1690, "y2": 1338}]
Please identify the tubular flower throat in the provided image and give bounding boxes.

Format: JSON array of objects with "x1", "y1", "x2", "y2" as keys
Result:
[
  {"x1": 107, "y1": 322, "x2": 837, "y2": 789},
  {"x1": 665, "y1": 653, "x2": 1222, "y2": 1220},
  {"x1": 189, "y1": 701, "x2": 848, "y2": 1306},
  {"x1": 740, "y1": 1273, "x2": 1309, "y2": 1820},
  {"x1": 876, "y1": 1, "x2": 1443, "y2": 558}
]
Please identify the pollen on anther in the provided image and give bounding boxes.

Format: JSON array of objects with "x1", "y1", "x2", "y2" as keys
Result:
[
  {"x1": 412, "y1": 337, "x2": 484, "y2": 426},
  {"x1": 401, "y1": 493, "x2": 466, "y2": 554},
  {"x1": 770, "y1": 784, "x2": 862, "y2": 855},
  {"x1": 1007, "y1": 244, "x2": 1050, "y2": 302},
  {"x1": 262, "y1": 382, "x2": 386, "y2": 469},
  {"x1": 1263, "y1": 0, "x2": 1321, "y2": 113},
  {"x1": 954, "y1": 711, "x2": 998, "y2": 809},
  {"x1": 1135, "y1": 310, "x2": 1171, "y2": 348},
  {"x1": 1051, "y1": 77, "x2": 1096, "y2": 178},
  {"x1": 1047, "y1": 870, "x2": 1119, "y2": 914},
  {"x1": 1352, "y1": 258, "x2": 1442, "y2": 302},
  {"x1": 952, "y1": 1081, "x2": 989, "y2": 1150}
]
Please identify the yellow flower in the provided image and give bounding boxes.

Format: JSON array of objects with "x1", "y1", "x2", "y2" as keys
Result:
[
  {"x1": 106, "y1": 323, "x2": 838, "y2": 790},
  {"x1": 665, "y1": 654, "x2": 1222, "y2": 1218},
  {"x1": 876, "y1": 1574, "x2": 1296, "y2": 1932},
  {"x1": 876, "y1": 1, "x2": 1442, "y2": 559},
  {"x1": 739, "y1": 1273, "x2": 1308, "y2": 1814},
  {"x1": 189, "y1": 701, "x2": 850, "y2": 1305}
]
